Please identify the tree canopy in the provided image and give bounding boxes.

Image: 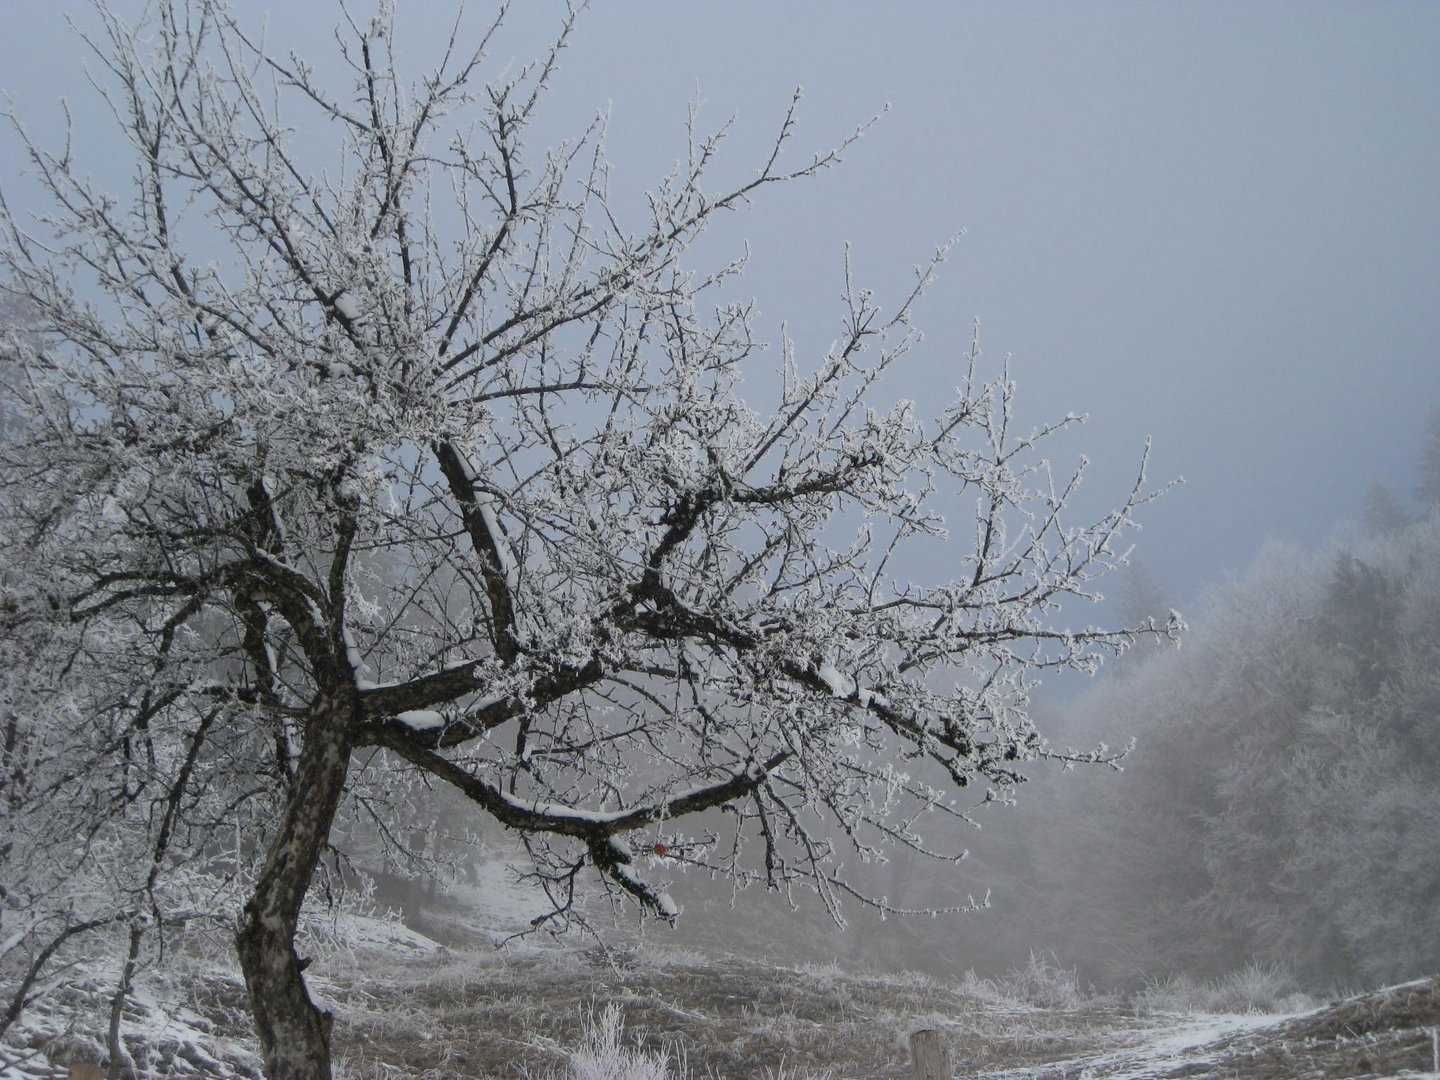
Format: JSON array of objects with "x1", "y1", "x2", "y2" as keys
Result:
[{"x1": 0, "y1": 3, "x2": 1167, "y2": 1076}]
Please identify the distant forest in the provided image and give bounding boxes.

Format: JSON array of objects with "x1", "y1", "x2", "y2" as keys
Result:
[{"x1": 870, "y1": 409, "x2": 1440, "y2": 991}]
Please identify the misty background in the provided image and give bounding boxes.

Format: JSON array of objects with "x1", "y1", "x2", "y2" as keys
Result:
[{"x1": 4, "y1": 1, "x2": 1438, "y2": 991}]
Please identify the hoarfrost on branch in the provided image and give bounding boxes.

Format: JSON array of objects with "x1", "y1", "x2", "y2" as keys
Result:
[{"x1": 0, "y1": 1, "x2": 1175, "y2": 1074}]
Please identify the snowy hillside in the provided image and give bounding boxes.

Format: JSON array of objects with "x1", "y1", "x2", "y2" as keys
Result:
[{"x1": 5, "y1": 907, "x2": 1437, "y2": 1080}]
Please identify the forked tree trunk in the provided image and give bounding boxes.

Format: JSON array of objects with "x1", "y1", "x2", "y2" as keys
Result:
[{"x1": 235, "y1": 689, "x2": 355, "y2": 1080}]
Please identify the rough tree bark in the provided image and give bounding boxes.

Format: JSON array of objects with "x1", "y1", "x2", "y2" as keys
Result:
[{"x1": 234, "y1": 688, "x2": 355, "y2": 1079}]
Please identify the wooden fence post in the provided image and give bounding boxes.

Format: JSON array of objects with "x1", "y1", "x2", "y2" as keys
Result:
[{"x1": 909, "y1": 1027, "x2": 952, "y2": 1080}]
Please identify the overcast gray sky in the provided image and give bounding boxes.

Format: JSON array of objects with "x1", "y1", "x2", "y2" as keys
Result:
[{"x1": 3, "y1": 1, "x2": 1438, "y2": 614}]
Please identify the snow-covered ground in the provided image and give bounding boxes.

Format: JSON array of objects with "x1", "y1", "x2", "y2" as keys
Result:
[
  {"x1": 973, "y1": 1010, "x2": 1297, "y2": 1079},
  {"x1": 5, "y1": 876, "x2": 1438, "y2": 1080},
  {"x1": 970, "y1": 977, "x2": 1440, "y2": 1080}
]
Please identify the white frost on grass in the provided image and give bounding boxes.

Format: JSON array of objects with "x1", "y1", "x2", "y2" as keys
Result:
[
  {"x1": 0, "y1": 962, "x2": 264, "y2": 1080},
  {"x1": 1129, "y1": 1011, "x2": 1301, "y2": 1058},
  {"x1": 319, "y1": 913, "x2": 441, "y2": 957},
  {"x1": 987, "y1": 1010, "x2": 1304, "y2": 1080},
  {"x1": 445, "y1": 849, "x2": 562, "y2": 935},
  {"x1": 561, "y1": 1003, "x2": 678, "y2": 1080}
]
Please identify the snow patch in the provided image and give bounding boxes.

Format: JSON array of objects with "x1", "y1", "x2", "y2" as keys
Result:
[
  {"x1": 341, "y1": 625, "x2": 366, "y2": 677},
  {"x1": 498, "y1": 789, "x2": 630, "y2": 824},
  {"x1": 323, "y1": 913, "x2": 441, "y2": 957},
  {"x1": 395, "y1": 709, "x2": 445, "y2": 730},
  {"x1": 815, "y1": 662, "x2": 855, "y2": 698},
  {"x1": 332, "y1": 290, "x2": 362, "y2": 322},
  {"x1": 475, "y1": 490, "x2": 520, "y2": 592},
  {"x1": 857, "y1": 687, "x2": 890, "y2": 709},
  {"x1": 455, "y1": 448, "x2": 521, "y2": 591}
]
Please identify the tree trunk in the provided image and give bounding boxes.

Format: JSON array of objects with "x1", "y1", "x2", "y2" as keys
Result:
[{"x1": 235, "y1": 689, "x2": 355, "y2": 1080}]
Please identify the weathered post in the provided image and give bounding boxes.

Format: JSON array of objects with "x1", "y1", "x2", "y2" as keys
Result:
[{"x1": 909, "y1": 1027, "x2": 952, "y2": 1080}]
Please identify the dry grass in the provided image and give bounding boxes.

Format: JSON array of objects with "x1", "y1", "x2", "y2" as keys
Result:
[
  {"x1": 6, "y1": 923, "x2": 1436, "y2": 1079},
  {"x1": 320, "y1": 944, "x2": 1440, "y2": 1080},
  {"x1": 1132, "y1": 960, "x2": 1318, "y2": 1018},
  {"x1": 317, "y1": 943, "x2": 1156, "y2": 1079}
]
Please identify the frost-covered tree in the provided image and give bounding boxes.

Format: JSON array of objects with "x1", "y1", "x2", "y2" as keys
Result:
[
  {"x1": 0, "y1": 3, "x2": 1169, "y2": 1076},
  {"x1": 1105, "y1": 555, "x2": 1176, "y2": 680},
  {"x1": 1195, "y1": 529, "x2": 1440, "y2": 984},
  {"x1": 1363, "y1": 479, "x2": 1414, "y2": 536},
  {"x1": 1040, "y1": 518, "x2": 1440, "y2": 989}
]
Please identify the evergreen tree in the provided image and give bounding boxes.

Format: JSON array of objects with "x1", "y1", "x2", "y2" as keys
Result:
[
  {"x1": 1320, "y1": 551, "x2": 1401, "y2": 697},
  {"x1": 1363, "y1": 480, "x2": 1414, "y2": 536},
  {"x1": 1109, "y1": 556, "x2": 1178, "y2": 679},
  {"x1": 1041, "y1": 525, "x2": 1440, "y2": 989}
]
